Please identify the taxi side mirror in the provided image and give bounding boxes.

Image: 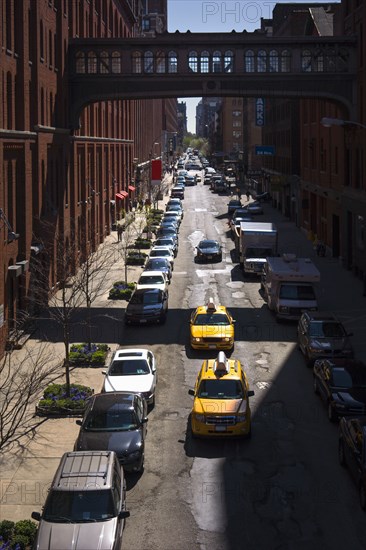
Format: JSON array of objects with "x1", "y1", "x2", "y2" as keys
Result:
[
  {"x1": 247, "y1": 390, "x2": 255, "y2": 397},
  {"x1": 188, "y1": 389, "x2": 195, "y2": 396}
]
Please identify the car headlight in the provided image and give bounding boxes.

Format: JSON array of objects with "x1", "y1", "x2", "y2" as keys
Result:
[
  {"x1": 224, "y1": 337, "x2": 232, "y2": 342},
  {"x1": 193, "y1": 337, "x2": 202, "y2": 342},
  {"x1": 279, "y1": 306, "x2": 289, "y2": 313},
  {"x1": 194, "y1": 413, "x2": 205, "y2": 423}
]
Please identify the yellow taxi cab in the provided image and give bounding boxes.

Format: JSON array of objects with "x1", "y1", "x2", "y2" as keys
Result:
[
  {"x1": 188, "y1": 352, "x2": 254, "y2": 437},
  {"x1": 190, "y1": 298, "x2": 235, "y2": 351}
]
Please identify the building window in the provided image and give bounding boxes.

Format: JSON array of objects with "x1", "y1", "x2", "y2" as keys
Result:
[
  {"x1": 132, "y1": 51, "x2": 142, "y2": 73},
  {"x1": 302, "y1": 50, "x2": 312, "y2": 72},
  {"x1": 111, "y1": 51, "x2": 121, "y2": 73},
  {"x1": 244, "y1": 50, "x2": 254, "y2": 72},
  {"x1": 168, "y1": 51, "x2": 177, "y2": 73},
  {"x1": 144, "y1": 51, "x2": 154, "y2": 73},
  {"x1": 40, "y1": 21, "x2": 44, "y2": 60},
  {"x1": 269, "y1": 50, "x2": 279, "y2": 72},
  {"x1": 156, "y1": 50, "x2": 166, "y2": 73},
  {"x1": 76, "y1": 51, "x2": 86, "y2": 73},
  {"x1": 224, "y1": 50, "x2": 233, "y2": 73},
  {"x1": 142, "y1": 18, "x2": 150, "y2": 31},
  {"x1": 213, "y1": 51, "x2": 221, "y2": 73},
  {"x1": 257, "y1": 50, "x2": 267, "y2": 72},
  {"x1": 281, "y1": 50, "x2": 291, "y2": 72},
  {"x1": 188, "y1": 51, "x2": 198, "y2": 72},
  {"x1": 100, "y1": 51, "x2": 109, "y2": 73},
  {"x1": 200, "y1": 51, "x2": 209, "y2": 73},
  {"x1": 87, "y1": 51, "x2": 97, "y2": 73}
]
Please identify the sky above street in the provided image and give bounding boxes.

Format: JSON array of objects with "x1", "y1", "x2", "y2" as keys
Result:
[{"x1": 167, "y1": 0, "x2": 341, "y2": 132}]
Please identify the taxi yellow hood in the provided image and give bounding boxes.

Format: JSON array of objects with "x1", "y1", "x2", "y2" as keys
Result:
[
  {"x1": 193, "y1": 398, "x2": 244, "y2": 415},
  {"x1": 190, "y1": 325, "x2": 234, "y2": 339}
]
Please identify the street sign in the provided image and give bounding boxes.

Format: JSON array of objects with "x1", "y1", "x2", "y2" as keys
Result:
[{"x1": 255, "y1": 145, "x2": 275, "y2": 156}]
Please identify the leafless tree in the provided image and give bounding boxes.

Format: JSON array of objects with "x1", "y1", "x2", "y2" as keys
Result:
[
  {"x1": 117, "y1": 213, "x2": 143, "y2": 284},
  {"x1": 0, "y1": 343, "x2": 63, "y2": 452}
]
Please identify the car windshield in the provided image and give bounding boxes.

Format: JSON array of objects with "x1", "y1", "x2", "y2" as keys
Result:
[
  {"x1": 139, "y1": 275, "x2": 164, "y2": 285},
  {"x1": 146, "y1": 260, "x2": 169, "y2": 270},
  {"x1": 150, "y1": 250, "x2": 170, "y2": 258},
  {"x1": 331, "y1": 368, "x2": 366, "y2": 389},
  {"x1": 279, "y1": 284, "x2": 316, "y2": 300},
  {"x1": 43, "y1": 490, "x2": 116, "y2": 522},
  {"x1": 109, "y1": 359, "x2": 149, "y2": 375},
  {"x1": 193, "y1": 313, "x2": 230, "y2": 326},
  {"x1": 246, "y1": 247, "x2": 273, "y2": 259},
  {"x1": 130, "y1": 291, "x2": 161, "y2": 305},
  {"x1": 199, "y1": 241, "x2": 218, "y2": 249},
  {"x1": 197, "y1": 379, "x2": 243, "y2": 399},
  {"x1": 309, "y1": 321, "x2": 347, "y2": 338},
  {"x1": 83, "y1": 409, "x2": 138, "y2": 431}
]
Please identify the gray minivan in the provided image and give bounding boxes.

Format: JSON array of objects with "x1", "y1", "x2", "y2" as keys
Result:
[{"x1": 31, "y1": 450, "x2": 130, "y2": 550}]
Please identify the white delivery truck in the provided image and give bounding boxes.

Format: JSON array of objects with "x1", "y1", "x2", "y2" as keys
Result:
[
  {"x1": 263, "y1": 254, "x2": 320, "y2": 320},
  {"x1": 238, "y1": 222, "x2": 278, "y2": 275}
]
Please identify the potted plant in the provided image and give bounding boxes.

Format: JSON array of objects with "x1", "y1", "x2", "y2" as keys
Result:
[
  {"x1": 108, "y1": 281, "x2": 136, "y2": 300},
  {"x1": 36, "y1": 383, "x2": 94, "y2": 417},
  {"x1": 69, "y1": 343, "x2": 109, "y2": 367},
  {"x1": 126, "y1": 250, "x2": 147, "y2": 266},
  {"x1": 0, "y1": 519, "x2": 38, "y2": 550}
]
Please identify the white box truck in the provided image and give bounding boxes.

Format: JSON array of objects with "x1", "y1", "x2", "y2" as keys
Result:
[
  {"x1": 238, "y1": 222, "x2": 278, "y2": 275},
  {"x1": 263, "y1": 254, "x2": 320, "y2": 320}
]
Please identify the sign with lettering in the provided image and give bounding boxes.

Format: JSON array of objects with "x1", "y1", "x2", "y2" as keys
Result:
[
  {"x1": 255, "y1": 145, "x2": 275, "y2": 156},
  {"x1": 255, "y1": 98, "x2": 265, "y2": 126}
]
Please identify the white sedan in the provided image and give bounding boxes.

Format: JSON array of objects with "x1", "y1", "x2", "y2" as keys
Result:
[
  {"x1": 102, "y1": 348, "x2": 157, "y2": 406},
  {"x1": 136, "y1": 270, "x2": 169, "y2": 292},
  {"x1": 149, "y1": 246, "x2": 174, "y2": 269}
]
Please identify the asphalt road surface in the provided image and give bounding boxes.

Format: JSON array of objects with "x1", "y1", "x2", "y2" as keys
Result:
[{"x1": 120, "y1": 182, "x2": 366, "y2": 550}]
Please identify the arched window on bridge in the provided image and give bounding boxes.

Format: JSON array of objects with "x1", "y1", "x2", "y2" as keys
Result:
[
  {"x1": 281, "y1": 50, "x2": 291, "y2": 72},
  {"x1": 111, "y1": 51, "x2": 121, "y2": 73},
  {"x1": 144, "y1": 51, "x2": 154, "y2": 73},
  {"x1": 87, "y1": 51, "x2": 97, "y2": 73},
  {"x1": 100, "y1": 51, "x2": 109, "y2": 73},
  {"x1": 75, "y1": 51, "x2": 86, "y2": 73},
  {"x1": 188, "y1": 51, "x2": 198, "y2": 72},
  {"x1": 132, "y1": 51, "x2": 142, "y2": 73},
  {"x1": 314, "y1": 50, "x2": 324, "y2": 72},
  {"x1": 213, "y1": 51, "x2": 222, "y2": 73},
  {"x1": 301, "y1": 49, "x2": 312, "y2": 72},
  {"x1": 324, "y1": 48, "x2": 336, "y2": 72},
  {"x1": 269, "y1": 50, "x2": 279, "y2": 72},
  {"x1": 257, "y1": 50, "x2": 267, "y2": 72},
  {"x1": 224, "y1": 50, "x2": 233, "y2": 73},
  {"x1": 168, "y1": 51, "x2": 177, "y2": 73},
  {"x1": 200, "y1": 51, "x2": 210, "y2": 73},
  {"x1": 156, "y1": 50, "x2": 166, "y2": 73},
  {"x1": 244, "y1": 50, "x2": 255, "y2": 72}
]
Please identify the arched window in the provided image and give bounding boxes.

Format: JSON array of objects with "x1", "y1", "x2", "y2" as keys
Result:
[
  {"x1": 111, "y1": 51, "x2": 121, "y2": 73},
  {"x1": 324, "y1": 48, "x2": 336, "y2": 72},
  {"x1": 200, "y1": 50, "x2": 210, "y2": 73},
  {"x1": 132, "y1": 51, "x2": 142, "y2": 73},
  {"x1": 244, "y1": 50, "x2": 254, "y2": 72},
  {"x1": 224, "y1": 50, "x2": 233, "y2": 73},
  {"x1": 87, "y1": 51, "x2": 97, "y2": 73},
  {"x1": 100, "y1": 51, "x2": 109, "y2": 73},
  {"x1": 213, "y1": 51, "x2": 222, "y2": 73},
  {"x1": 257, "y1": 50, "x2": 267, "y2": 72},
  {"x1": 281, "y1": 50, "x2": 291, "y2": 72},
  {"x1": 269, "y1": 50, "x2": 279, "y2": 72},
  {"x1": 188, "y1": 51, "x2": 198, "y2": 72},
  {"x1": 302, "y1": 49, "x2": 312, "y2": 72},
  {"x1": 156, "y1": 50, "x2": 166, "y2": 73},
  {"x1": 144, "y1": 50, "x2": 154, "y2": 73},
  {"x1": 314, "y1": 51, "x2": 324, "y2": 72},
  {"x1": 75, "y1": 51, "x2": 86, "y2": 73},
  {"x1": 168, "y1": 51, "x2": 177, "y2": 73}
]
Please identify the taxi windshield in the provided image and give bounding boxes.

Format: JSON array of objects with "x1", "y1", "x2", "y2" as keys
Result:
[
  {"x1": 198, "y1": 379, "x2": 243, "y2": 399},
  {"x1": 193, "y1": 313, "x2": 230, "y2": 326}
]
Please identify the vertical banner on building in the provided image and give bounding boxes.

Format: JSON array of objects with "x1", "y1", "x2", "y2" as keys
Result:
[
  {"x1": 151, "y1": 159, "x2": 162, "y2": 185},
  {"x1": 256, "y1": 98, "x2": 265, "y2": 126}
]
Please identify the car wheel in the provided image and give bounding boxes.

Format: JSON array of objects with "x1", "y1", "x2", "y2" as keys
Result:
[
  {"x1": 313, "y1": 376, "x2": 319, "y2": 394},
  {"x1": 328, "y1": 401, "x2": 336, "y2": 422},
  {"x1": 360, "y1": 484, "x2": 366, "y2": 510},
  {"x1": 338, "y1": 439, "x2": 346, "y2": 466}
]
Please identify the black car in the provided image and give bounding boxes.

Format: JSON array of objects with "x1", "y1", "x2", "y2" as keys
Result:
[
  {"x1": 339, "y1": 416, "x2": 366, "y2": 509},
  {"x1": 74, "y1": 392, "x2": 148, "y2": 473},
  {"x1": 195, "y1": 240, "x2": 222, "y2": 263},
  {"x1": 155, "y1": 227, "x2": 179, "y2": 244},
  {"x1": 144, "y1": 257, "x2": 172, "y2": 281},
  {"x1": 227, "y1": 199, "x2": 242, "y2": 216},
  {"x1": 125, "y1": 288, "x2": 168, "y2": 325},
  {"x1": 313, "y1": 358, "x2": 366, "y2": 421}
]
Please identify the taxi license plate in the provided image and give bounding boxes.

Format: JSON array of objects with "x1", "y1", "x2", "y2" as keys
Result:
[
  {"x1": 215, "y1": 426, "x2": 226, "y2": 432},
  {"x1": 208, "y1": 344, "x2": 217, "y2": 349}
]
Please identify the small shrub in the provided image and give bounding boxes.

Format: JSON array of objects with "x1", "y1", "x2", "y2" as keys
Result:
[
  {"x1": 9, "y1": 533, "x2": 29, "y2": 549},
  {"x1": 0, "y1": 521, "x2": 15, "y2": 543},
  {"x1": 108, "y1": 282, "x2": 135, "y2": 300}
]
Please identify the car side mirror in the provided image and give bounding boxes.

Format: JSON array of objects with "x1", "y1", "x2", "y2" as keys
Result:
[
  {"x1": 142, "y1": 417, "x2": 148, "y2": 424},
  {"x1": 31, "y1": 511, "x2": 41, "y2": 521},
  {"x1": 118, "y1": 510, "x2": 130, "y2": 520},
  {"x1": 76, "y1": 420, "x2": 83, "y2": 426},
  {"x1": 188, "y1": 389, "x2": 195, "y2": 396},
  {"x1": 102, "y1": 370, "x2": 107, "y2": 375},
  {"x1": 247, "y1": 390, "x2": 255, "y2": 397}
]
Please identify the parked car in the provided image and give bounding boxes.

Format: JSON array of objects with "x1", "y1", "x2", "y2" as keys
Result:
[
  {"x1": 125, "y1": 288, "x2": 168, "y2": 325},
  {"x1": 154, "y1": 236, "x2": 178, "y2": 257},
  {"x1": 298, "y1": 312, "x2": 354, "y2": 366},
  {"x1": 31, "y1": 451, "x2": 130, "y2": 550},
  {"x1": 159, "y1": 219, "x2": 179, "y2": 234},
  {"x1": 185, "y1": 174, "x2": 196, "y2": 186},
  {"x1": 155, "y1": 226, "x2": 179, "y2": 244},
  {"x1": 163, "y1": 211, "x2": 182, "y2": 226},
  {"x1": 166, "y1": 198, "x2": 183, "y2": 210},
  {"x1": 227, "y1": 199, "x2": 242, "y2": 216},
  {"x1": 229, "y1": 209, "x2": 253, "y2": 234},
  {"x1": 165, "y1": 205, "x2": 183, "y2": 220},
  {"x1": 313, "y1": 358, "x2": 366, "y2": 421},
  {"x1": 242, "y1": 201, "x2": 264, "y2": 215},
  {"x1": 102, "y1": 348, "x2": 157, "y2": 406},
  {"x1": 74, "y1": 392, "x2": 148, "y2": 472},
  {"x1": 170, "y1": 186, "x2": 184, "y2": 200},
  {"x1": 188, "y1": 352, "x2": 254, "y2": 438},
  {"x1": 149, "y1": 245, "x2": 174, "y2": 268},
  {"x1": 144, "y1": 257, "x2": 172, "y2": 282},
  {"x1": 195, "y1": 239, "x2": 222, "y2": 263},
  {"x1": 136, "y1": 270, "x2": 169, "y2": 292},
  {"x1": 339, "y1": 416, "x2": 366, "y2": 509}
]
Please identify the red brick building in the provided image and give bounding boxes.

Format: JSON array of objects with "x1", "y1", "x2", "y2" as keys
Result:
[{"x1": 0, "y1": 0, "x2": 177, "y2": 356}]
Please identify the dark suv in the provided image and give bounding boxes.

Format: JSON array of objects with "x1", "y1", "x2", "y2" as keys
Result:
[
  {"x1": 298, "y1": 311, "x2": 353, "y2": 366},
  {"x1": 125, "y1": 288, "x2": 168, "y2": 325}
]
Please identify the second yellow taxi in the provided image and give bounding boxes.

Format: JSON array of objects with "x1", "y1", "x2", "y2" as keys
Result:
[{"x1": 190, "y1": 298, "x2": 235, "y2": 351}]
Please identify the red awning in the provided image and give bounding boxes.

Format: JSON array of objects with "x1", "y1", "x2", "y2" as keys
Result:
[
  {"x1": 128, "y1": 185, "x2": 136, "y2": 192},
  {"x1": 115, "y1": 191, "x2": 128, "y2": 200}
]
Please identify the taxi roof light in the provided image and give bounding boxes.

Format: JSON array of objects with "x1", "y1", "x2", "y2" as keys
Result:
[
  {"x1": 214, "y1": 352, "x2": 230, "y2": 375},
  {"x1": 207, "y1": 298, "x2": 216, "y2": 311}
]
